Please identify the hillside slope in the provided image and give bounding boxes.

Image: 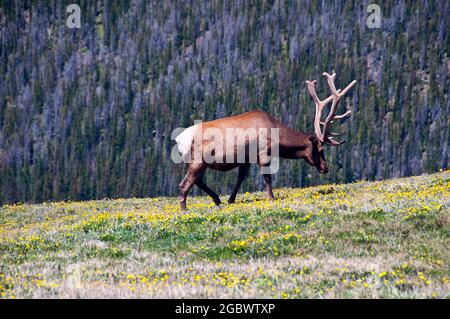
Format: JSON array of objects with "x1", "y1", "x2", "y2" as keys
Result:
[{"x1": 0, "y1": 170, "x2": 449, "y2": 298}]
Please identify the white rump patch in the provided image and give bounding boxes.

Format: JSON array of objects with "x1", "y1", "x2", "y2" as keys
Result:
[{"x1": 175, "y1": 124, "x2": 199, "y2": 157}]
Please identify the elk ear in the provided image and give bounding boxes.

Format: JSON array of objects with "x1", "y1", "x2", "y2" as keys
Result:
[{"x1": 309, "y1": 136, "x2": 318, "y2": 144}]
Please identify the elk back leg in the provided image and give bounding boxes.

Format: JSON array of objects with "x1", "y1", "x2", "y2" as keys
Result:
[
  {"x1": 196, "y1": 178, "x2": 221, "y2": 206},
  {"x1": 179, "y1": 164, "x2": 205, "y2": 211},
  {"x1": 228, "y1": 164, "x2": 250, "y2": 204}
]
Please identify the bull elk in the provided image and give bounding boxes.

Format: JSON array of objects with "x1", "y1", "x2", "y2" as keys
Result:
[{"x1": 176, "y1": 72, "x2": 356, "y2": 210}]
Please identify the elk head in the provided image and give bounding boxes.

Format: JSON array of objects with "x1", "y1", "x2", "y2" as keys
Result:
[{"x1": 304, "y1": 72, "x2": 356, "y2": 174}]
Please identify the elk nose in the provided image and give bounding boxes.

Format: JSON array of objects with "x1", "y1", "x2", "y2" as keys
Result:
[{"x1": 321, "y1": 167, "x2": 328, "y2": 174}]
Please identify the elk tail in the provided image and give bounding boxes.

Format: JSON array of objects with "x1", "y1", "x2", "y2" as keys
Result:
[{"x1": 175, "y1": 124, "x2": 199, "y2": 157}]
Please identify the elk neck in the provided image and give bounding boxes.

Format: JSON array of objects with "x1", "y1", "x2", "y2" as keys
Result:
[{"x1": 276, "y1": 124, "x2": 312, "y2": 159}]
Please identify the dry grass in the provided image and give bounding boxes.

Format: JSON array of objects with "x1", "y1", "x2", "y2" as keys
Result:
[{"x1": 0, "y1": 170, "x2": 449, "y2": 298}]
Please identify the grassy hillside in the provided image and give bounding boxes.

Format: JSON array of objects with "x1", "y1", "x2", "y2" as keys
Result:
[{"x1": 0, "y1": 171, "x2": 449, "y2": 299}]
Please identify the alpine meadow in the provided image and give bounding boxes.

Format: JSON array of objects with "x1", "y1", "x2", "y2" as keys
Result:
[
  {"x1": 0, "y1": 0, "x2": 449, "y2": 300},
  {"x1": 0, "y1": 171, "x2": 449, "y2": 298}
]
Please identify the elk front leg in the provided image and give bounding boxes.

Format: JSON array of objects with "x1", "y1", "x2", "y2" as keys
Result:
[
  {"x1": 228, "y1": 164, "x2": 250, "y2": 204},
  {"x1": 262, "y1": 173, "x2": 275, "y2": 200},
  {"x1": 196, "y1": 179, "x2": 221, "y2": 206}
]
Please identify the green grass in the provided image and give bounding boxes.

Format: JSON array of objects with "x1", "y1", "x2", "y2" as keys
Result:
[{"x1": 0, "y1": 171, "x2": 449, "y2": 298}]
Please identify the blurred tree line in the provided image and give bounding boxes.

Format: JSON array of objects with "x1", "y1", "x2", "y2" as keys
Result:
[{"x1": 0, "y1": 0, "x2": 448, "y2": 204}]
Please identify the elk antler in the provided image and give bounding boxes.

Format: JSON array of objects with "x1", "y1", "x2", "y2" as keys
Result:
[{"x1": 305, "y1": 72, "x2": 356, "y2": 146}]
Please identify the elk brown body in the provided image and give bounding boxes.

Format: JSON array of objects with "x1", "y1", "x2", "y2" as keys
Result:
[{"x1": 176, "y1": 72, "x2": 356, "y2": 210}]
